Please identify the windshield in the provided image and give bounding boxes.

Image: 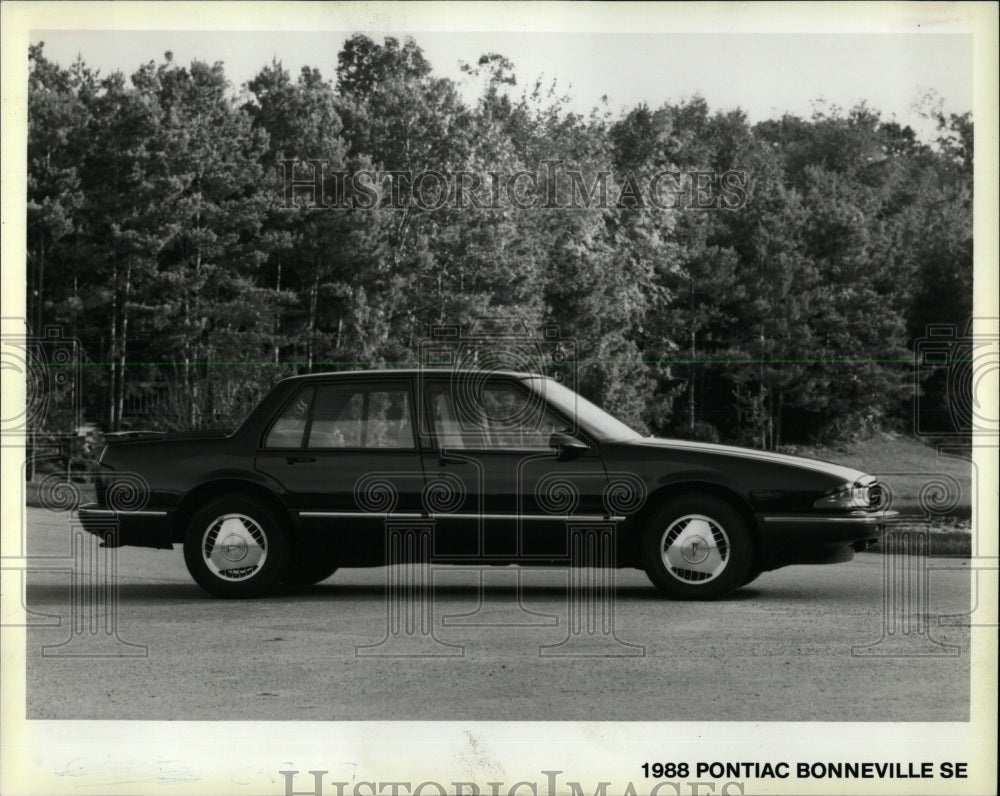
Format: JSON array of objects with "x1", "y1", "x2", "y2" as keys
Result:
[{"x1": 524, "y1": 377, "x2": 642, "y2": 442}]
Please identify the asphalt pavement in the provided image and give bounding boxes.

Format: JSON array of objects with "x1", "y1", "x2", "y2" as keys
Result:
[{"x1": 21, "y1": 507, "x2": 972, "y2": 721}]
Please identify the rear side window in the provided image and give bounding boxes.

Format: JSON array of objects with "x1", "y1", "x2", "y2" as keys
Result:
[
  {"x1": 265, "y1": 386, "x2": 315, "y2": 448},
  {"x1": 308, "y1": 384, "x2": 414, "y2": 449}
]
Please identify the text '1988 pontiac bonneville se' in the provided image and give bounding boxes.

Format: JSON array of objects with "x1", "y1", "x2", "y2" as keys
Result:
[{"x1": 79, "y1": 369, "x2": 892, "y2": 599}]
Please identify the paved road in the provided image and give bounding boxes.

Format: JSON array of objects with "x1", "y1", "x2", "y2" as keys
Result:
[{"x1": 21, "y1": 508, "x2": 971, "y2": 721}]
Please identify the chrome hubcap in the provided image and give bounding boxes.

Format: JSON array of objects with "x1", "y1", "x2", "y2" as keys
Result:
[
  {"x1": 660, "y1": 514, "x2": 730, "y2": 584},
  {"x1": 203, "y1": 514, "x2": 267, "y2": 581}
]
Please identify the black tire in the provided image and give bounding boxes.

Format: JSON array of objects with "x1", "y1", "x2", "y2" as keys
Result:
[
  {"x1": 641, "y1": 494, "x2": 752, "y2": 600},
  {"x1": 283, "y1": 554, "x2": 339, "y2": 586},
  {"x1": 183, "y1": 494, "x2": 290, "y2": 598}
]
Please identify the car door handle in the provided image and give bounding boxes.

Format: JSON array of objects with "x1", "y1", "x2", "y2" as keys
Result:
[
  {"x1": 285, "y1": 456, "x2": 316, "y2": 464},
  {"x1": 438, "y1": 453, "x2": 463, "y2": 465}
]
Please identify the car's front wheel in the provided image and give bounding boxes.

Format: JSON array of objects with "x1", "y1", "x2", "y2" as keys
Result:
[
  {"x1": 183, "y1": 495, "x2": 289, "y2": 598},
  {"x1": 641, "y1": 494, "x2": 752, "y2": 600}
]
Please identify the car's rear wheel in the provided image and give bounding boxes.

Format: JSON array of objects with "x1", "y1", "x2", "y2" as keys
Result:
[
  {"x1": 283, "y1": 554, "x2": 339, "y2": 586},
  {"x1": 183, "y1": 495, "x2": 289, "y2": 598},
  {"x1": 641, "y1": 494, "x2": 752, "y2": 600}
]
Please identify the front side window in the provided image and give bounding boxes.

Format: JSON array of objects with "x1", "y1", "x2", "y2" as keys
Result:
[
  {"x1": 308, "y1": 384, "x2": 414, "y2": 449},
  {"x1": 427, "y1": 381, "x2": 566, "y2": 449}
]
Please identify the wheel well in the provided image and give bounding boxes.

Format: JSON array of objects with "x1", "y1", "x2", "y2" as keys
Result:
[
  {"x1": 171, "y1": 480, "x2": 294, "y2": 543},
  {"x1": 629, "y1": 482, "x2": 761, "y2": 568}
]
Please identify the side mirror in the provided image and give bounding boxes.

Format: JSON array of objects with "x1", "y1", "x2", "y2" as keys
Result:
[{"x1": 549, "y1": 431, "x2": 588, "y2": 460}]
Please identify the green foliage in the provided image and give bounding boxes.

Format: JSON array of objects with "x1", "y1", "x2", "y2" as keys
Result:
[{"x1": 27, "y1": 38, "x2": 973, "y2": 447}]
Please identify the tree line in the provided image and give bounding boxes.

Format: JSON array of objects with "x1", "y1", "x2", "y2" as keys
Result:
[{"x1": 27, "y1": 35, "x2": 973, "y2": 454}]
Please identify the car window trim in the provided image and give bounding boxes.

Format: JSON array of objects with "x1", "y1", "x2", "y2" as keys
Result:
[{"x1": 300, "y1": 386, "x2": 320, "y2": 448}]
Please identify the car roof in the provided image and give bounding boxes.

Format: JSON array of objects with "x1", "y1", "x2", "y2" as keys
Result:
[{"x1": 281, "y1": 368, "x2": 551, "y2": 382}]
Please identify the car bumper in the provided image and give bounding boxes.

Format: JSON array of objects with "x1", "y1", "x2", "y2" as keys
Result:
[
  {"x1": 758, "y1": 510, "x2": 896, "y2": 569},
  {"x1": 77, "y1": 503, "x2": 174, "y2": 549}
]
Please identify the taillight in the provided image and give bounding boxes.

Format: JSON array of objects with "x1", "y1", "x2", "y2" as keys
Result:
[{"x1": 95, "y1": 445, "x2": 112, "y2": 505}]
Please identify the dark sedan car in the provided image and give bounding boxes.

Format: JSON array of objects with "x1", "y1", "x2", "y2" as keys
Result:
[{"x1": 79, "y1": 369, "x2": 891, "y2": 598}]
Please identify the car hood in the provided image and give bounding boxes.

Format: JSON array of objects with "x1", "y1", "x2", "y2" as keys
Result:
[{"x1": 625, "y1": 437, "x2": 868, "y2": 483}]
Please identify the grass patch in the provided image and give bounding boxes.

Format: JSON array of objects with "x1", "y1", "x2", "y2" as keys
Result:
[
  {"x1": 875, "y1": 532, "x2": 971, "y2": 557},
  {"x1": 868, "y1": 517, "x2": 973, "y2": 557}
]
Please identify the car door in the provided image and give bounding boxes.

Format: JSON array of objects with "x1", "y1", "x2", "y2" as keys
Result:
[
  {"x1": 254, "y1": 378, "x2": 425, "y2": 564},
  {"x1": 417, "y1": 374, "x2": 610, "y2": 560}
]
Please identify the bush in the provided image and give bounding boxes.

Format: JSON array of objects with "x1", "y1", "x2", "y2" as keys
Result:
[
  {"x1": 672, "y1": 421, "x2": 720, "y2": 443},
  {"x1": 815, "y1": 408, "x2": 888, "y2": 447}
]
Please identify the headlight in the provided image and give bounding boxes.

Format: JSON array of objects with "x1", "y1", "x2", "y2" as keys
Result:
[{"x1": 814, "y1": 480, "x2": 881, "y2": 510}]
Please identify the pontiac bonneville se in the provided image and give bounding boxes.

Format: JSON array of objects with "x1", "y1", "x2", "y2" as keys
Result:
[{"x1": 79, "y1": 369, "x2": 891, "y2": 598}]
